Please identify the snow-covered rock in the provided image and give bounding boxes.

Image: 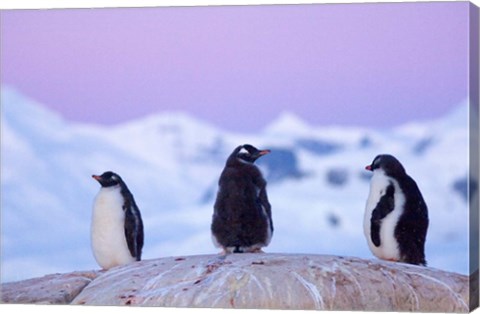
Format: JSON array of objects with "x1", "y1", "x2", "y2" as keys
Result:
[{"x1": 1, "y1": 254, "x2": 470, "y2": 312}]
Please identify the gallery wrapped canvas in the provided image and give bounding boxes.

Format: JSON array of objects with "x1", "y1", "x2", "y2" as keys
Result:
[{"x1": 1, "y1": 0, "x2": 478, "y2": 312}]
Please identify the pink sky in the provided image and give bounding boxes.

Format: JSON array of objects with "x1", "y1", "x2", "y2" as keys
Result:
[{"x1": 0, "y1": 2, "x2": 470, "y2": 131}]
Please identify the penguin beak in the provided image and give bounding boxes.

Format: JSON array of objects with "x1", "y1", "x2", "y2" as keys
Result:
[
  {"x1": 258, "y1": 149, "x2": 271, "y2": 156},
  {"x1": 365, "y1": 165, "x2": 372, "y2": 171},
  {"x1": 92, "y1": 175, "x2": 102, "y2": 181}
]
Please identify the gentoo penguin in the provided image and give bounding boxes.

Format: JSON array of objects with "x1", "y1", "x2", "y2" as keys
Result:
[
  {"x1": 211, "y1": 144, "x2": 273, "y2": 254},
  {"x1": 364, "y1": 154, "x2": 428, "y2": 266},
  {"x1": 91, "y1": 171, "x2": 144, "y2": 269}
]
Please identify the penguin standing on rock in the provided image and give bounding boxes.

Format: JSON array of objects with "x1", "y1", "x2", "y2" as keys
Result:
[
  {"x1": 91, "y1": 171, "x2": 144, "y2": 269},
  {"x1": 211, "y1": 144, "x2": 273, "y2": 254},
  {"x1": 364, "y1": 154, "x2": 428, "y2": 266}
]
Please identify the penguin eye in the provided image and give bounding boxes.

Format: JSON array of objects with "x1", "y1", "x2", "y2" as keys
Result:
[
  {"x1": 107, "y1": 175, "x2": 120, "y2": 184},
  {"x1": 373, "y1": 157, "x2": 382, "y2": 169}
]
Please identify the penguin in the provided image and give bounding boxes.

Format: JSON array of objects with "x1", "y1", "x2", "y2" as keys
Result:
[
  {"x1": 364, "y1": 154, "x2": 428, "y2": 266},
  {"x1": 211, "y1": 144, "x2": 273, "y2": 254},
  {"x1": 91, "y1": 171, "x2": 144, "y2": 269}
]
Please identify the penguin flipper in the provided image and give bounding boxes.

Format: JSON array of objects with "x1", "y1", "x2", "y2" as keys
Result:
[
  {"x1": 370, "y1": 183, "x2": 395, "y2": 247},
  {"x1": 395, "y1": 177, "x2": 429, "y2": 266},
  {"x1": 252, "y1": 172, "x2": 273, "y2": 234},
  {"x1": 258, "y1": 187, "x2": 273, "y2": 233},
  {"x1": 124, "y1": 204, "x2": 144, "y2": 261}
]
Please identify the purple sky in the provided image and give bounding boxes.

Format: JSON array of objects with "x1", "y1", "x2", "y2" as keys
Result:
[{"x1": 1, "y1": 2, "x2": 469, "y2": 132}]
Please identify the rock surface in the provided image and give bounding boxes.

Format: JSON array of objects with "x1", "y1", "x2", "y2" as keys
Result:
[
  {"x1": 1, "y1": 254, "x2": 471, "y2": 312},
  {"x1": 1, "y1": 271, "x2": 99, "y2": 304}
]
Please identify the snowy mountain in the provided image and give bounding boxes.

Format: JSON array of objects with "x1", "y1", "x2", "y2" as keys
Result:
[{"x1": 0, "y1": 87, "x2": 470, "y2": 283}]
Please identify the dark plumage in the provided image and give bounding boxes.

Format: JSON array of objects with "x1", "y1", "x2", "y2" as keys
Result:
[
  {"x1": 211, "y1": 144, "x2": 273, "y2": 254},
  {"x1": 364, "y1": 154, "x2": 429, "y2": 266},
  {"x1": 370, "y1": 184, "x2": 395, "y2": 247},
  {"x1": 92, "y1": 171, "x2": 144, "y2": 264}
]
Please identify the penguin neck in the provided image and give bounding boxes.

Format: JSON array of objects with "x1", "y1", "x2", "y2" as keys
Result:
[
  {"x1": 226, "y1": 156, "x2": 255, "y2": 167},
  {"x1": 375, "y1": 168, "x2": 406, "y2": 180},
  {"x1": 94, "y1": 184, "x2": 125, "y2": 216},
  {"x1": 237, "y1": 158, "x2": 255, "y2": 165},
  {"x1": 370, "y1": 169, "x2": 391, "y2": 186},
  {"x1": 378, "y1": 166, "x2": 406, "y2": 180},
  {"x1": 372, "y1": 168, "x2": 386, "y2": 178},
  {"x1": 100, "y1": 184, "x2": 122, "y2": 192}
]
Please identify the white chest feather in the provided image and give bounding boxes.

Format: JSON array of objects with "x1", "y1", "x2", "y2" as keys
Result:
[
  {"x1": 363, "y1": 170, "x2": 405, "y2": 261},
  {"x1": 91, "y1": 186, "x2": 134, "y2": 269}
]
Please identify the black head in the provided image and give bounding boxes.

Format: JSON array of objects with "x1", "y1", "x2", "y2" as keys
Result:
[
  {"x1": 232, "y1": 144, "x2": 271, "y2": 164},
  {"x1": 365, "y1": 154, "x2": 406, "y2": 177},
  {"x1": 92, "y1": 171, "x2": 124, "y2": 188}
]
